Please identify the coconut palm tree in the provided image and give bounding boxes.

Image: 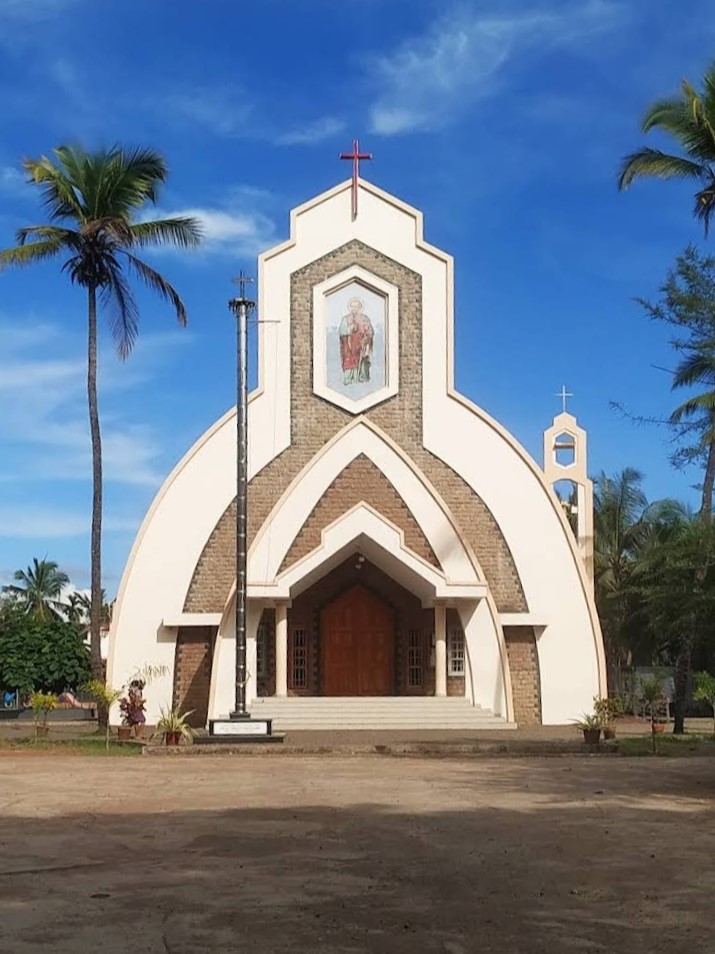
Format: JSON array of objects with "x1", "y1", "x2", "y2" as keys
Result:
[
  {"x1": 618, "y1": 63, "x2": 715, "y2": 234},
  {"x1": 0, "y1": 146, "x2": 202, "y2": 680},
  {"x1": 670, "y1": 344, "x2": 715, "y2": 521},
  {"x1": 593, "y1": 468, "x2": 652, "y2": 690},
  {"x1": 2, "y1": 558, "x2": 69, "y2": 621}
]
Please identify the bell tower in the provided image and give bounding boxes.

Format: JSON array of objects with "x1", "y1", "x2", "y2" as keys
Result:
[{"x1": 543, "y1": 391, "x2": 594, "y2": 588}]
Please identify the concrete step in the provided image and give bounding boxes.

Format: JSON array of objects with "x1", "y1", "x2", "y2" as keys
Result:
[{"x1": 249, "y1": 696, "x2": 512, "y2": 731}]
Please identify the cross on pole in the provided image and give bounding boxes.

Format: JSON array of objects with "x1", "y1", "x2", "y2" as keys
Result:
[
  {"x1": 555, "y1": 385, "x2": 573, "y2": 414},
  {"x1": 339, "y1": 138, "x2": 372, "y2": 219}
]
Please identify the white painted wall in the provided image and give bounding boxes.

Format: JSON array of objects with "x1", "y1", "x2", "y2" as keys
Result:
[
  {"x1": 458, "y1": 599, "x2": 509, "y2": 717},
  {"x1": 208, "y1": 596, "x2": 261, "y2": 721}
]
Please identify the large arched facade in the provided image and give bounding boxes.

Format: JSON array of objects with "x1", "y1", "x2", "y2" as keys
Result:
[{"x1": 108, "y1": 178, "x2": 606, "y2": 728}]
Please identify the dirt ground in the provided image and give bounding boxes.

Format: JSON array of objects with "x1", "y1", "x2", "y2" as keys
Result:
[{"x1": 0, "y1": 755, "x2": 713, "y2": 953}]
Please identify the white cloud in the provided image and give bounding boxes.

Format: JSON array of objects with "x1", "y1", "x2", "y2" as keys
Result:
[
  {"x1": 0, "y1": 508, "x2": 136, "y2": 539},
  {"x1": 151, "y1": 204, "x2": 277, "y2": 258},
  {"x1": 0, "y1": 165, "x2": 24, "y2": 194},
  {"x1": 165, "y1": 86, "x2": 253, "y2": 137},
  {"x1": 0, "y1": 320, "x2": 189, "y2": 488},
  {"x1": 368, "y1": 1, "x2": 624, "y2": 135},
  {"x1": 162, "y1": 83, "x2": 343, "y2": 148},
  {"x1": 275, "y1": 117, "x2": 346, "y2": 146}
]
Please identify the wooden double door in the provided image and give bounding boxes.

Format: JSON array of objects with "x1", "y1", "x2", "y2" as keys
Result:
[{"x1": 321, "y1": 585, "x2": 395, "y2": 696}]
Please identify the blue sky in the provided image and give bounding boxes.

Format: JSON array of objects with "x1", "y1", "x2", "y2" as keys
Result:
[{"x1": 0, "y1": 0, "x2": 714, "y2": 593}]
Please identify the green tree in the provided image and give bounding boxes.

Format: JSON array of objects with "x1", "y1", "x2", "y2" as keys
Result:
[
  {"x1": 670, "y1": 342, "x2": 715, "y2": 521},
  {"x1": 0, "y1": 146, "x2": 202, "y2": 684},
  {"x1": 694, "y1": 670, "x2": 715, "y2": 734},
  {"x1": 2, "y1": 558, "x2": 69, "y2": 621},
  {"x1": 0, "y1": 600, "x2": 91, "y2": 695},
  {"x1": 638, "y1": 517, "x2": 715, "y2": 733},
  {"x1": 636, "y1": 247, "x2": 715, "y2": 521},
  {"x1": 618, "y1": 63, "x2": 715, "y2": 233},
  {"x1": 593, "y1": 470, "x2": 690, "y2": 693},
  {"x1": 593, "y1": 468, "x2": 652, "y2": 688}
]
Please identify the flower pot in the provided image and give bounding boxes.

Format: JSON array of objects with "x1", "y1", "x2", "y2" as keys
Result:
[
  {"x1": 35, "y1": 724, "x2": 49, "y2": 738},
  {"x1": 582, "y1": 728, "x2": 601, "y2": 745},
  {"x1": 165, "y1": 731, "x2": 181, "y2": 747},
  {"x1": 117, "y1": 726, "x2": 132, "y2": 741},
  {"x1": 652, "y1": 722, "x2": 667, "y2": 734},
  {"x1": 603, "y1": 725, "x2": 616, "y2": 740}
]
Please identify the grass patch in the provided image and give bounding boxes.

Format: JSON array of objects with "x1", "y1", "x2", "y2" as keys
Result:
[
  {"x1": 0, "y1": 736, "x2": 142, "y2": 756},
  {"x1": 617, "y1": 733, "x2": 715, "y2": 757}
]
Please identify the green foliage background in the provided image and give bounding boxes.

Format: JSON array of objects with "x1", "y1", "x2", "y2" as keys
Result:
[{"x1": 0, "y1": 603, "x2": 91, "y2": 695}]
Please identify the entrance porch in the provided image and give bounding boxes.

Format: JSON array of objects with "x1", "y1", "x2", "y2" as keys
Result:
[{"x1": 255, "y1": 558, "x2": 467, "y2": 699}]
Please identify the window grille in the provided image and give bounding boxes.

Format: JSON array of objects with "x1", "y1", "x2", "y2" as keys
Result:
[
  {"x1": 256, "y1": 622, "x2": 268, "y2": 678},
  {"x1": 447, "y1": 625, "x2": 465, "y2": 676},
  {"x1": 408, "y1": 629, "x2": 423, "y2": 687},
  {"x1": 292, "y1": 628, "x2": 307, "y2": 689}
]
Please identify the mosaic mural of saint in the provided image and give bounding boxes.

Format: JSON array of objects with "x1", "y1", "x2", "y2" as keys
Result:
[{"x1": 339, "y1": 297, "x2": 374, "y2": 385}]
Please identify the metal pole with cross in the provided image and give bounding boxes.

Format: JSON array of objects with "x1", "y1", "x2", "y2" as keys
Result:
[
  {"x1": 204, "y1": 273, "x2": 281, "y2": 742},
  {"x1": 228, "y1": 272, "x2": 255, "y2": 719}
]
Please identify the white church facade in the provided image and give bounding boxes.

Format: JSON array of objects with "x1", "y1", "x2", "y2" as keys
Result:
[{"x1": 108, "y1": 177, "x2": 606, "y2": 729}]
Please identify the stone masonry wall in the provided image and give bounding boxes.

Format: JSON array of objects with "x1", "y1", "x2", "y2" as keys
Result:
[
  {"x1": 184, "y1": 240, "x2": 526, "y2": 615},
  {"x1": 279, "y1": 454, "x2": 439, "y2": 573},
  {"x1": 504, "y1": 627, "x2": 542, "y2": 725},
  {"x1": 172, "y1": 626, "x2": 216, "y2": 728}
]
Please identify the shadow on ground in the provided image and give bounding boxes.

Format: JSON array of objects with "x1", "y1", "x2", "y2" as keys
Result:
[{"x1": 0, "y1": 756, "x2": 713, "y2": 953}]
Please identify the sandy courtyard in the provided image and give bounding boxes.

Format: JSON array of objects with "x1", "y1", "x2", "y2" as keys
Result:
[{"x1": 0, "y1": 754, "x2": 713, "y2": 953}]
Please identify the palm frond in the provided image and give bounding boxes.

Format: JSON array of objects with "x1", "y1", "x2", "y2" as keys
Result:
[
  {"x1": 641, "y1": 97, "x2": 694, "y2": 135},
  {"x1": 672, "y1": 349, "x2": 715, "y2": 389},
  {"x1": 122, "y1": 252, "x2": 188, "y2": 326},
  {"x1": 670, "y1": 392, "x2": 715, "y2": 423},
  {"x1": 24, "y1": 150, "x2": 86, "y2": 222},
  {"x1": 694, "y1": 182, "x2": 715, "y2": 236},
  {"x1": 0, "y1": 239, "x2": 66, "y2": 269},
  {"x1": 16, "y1": 224, "x2": 78, "y2": 246},
  {"x1": 100, "y1": 261, "x2": 140, "y2": 359},
  {"x1": 102, "y1": 146, "x2": 169, "y2": 216},
  {"x1": 618, "y1": 148, "x2": 705, "y2": 190},
  {"x1": 129, "y1": 217, "x2": 203, "y2": 249}
]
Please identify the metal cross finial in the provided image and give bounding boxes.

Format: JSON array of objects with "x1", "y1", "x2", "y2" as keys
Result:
[
  {"x1": 230, "y1": 270, "x2": 255, "y2": 306},
  {"x1": 555, "y1": 385, "x2": 574, "y2": 414},
  {"x1": 339, "y1": 138, "x2": 373, "y2": 219}
]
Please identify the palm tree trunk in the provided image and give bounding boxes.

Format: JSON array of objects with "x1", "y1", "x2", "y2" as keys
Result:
[
  {"x1": 673, "y1": 638, "x2": 693, "y2": 735},
  {"x1": 700, "y1": 432, "x2": 715, "y2": 522},
  {"x1": 87, "y1": 284, "x2": 105, "y2": 704}
]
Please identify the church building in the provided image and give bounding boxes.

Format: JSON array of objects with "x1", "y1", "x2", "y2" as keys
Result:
[{"x1": 108, "y1": 172, "x2": 606, "y2": 730}]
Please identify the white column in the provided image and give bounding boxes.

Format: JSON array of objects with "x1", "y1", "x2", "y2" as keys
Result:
[
  {"x1": 275, "y1": 603, "x2": 288, "y2": 697},
  {"x1": 435, "y1": 603, "x2": 447, "y2": 697}
]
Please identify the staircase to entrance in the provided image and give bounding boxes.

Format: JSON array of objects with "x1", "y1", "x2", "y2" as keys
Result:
[{"x1": 250, "y1": 697, "x2": 513, "y2": 731}]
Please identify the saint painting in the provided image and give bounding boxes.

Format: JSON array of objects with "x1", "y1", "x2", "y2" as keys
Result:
[
  {"x1": 339, "y1": 297, "x2": 374, "y2": 385},
  {"x1": 323, "y1": 279, "x2": 388, "y2": 405}
]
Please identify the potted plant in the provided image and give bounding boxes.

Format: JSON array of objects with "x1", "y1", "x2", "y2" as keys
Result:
[
  {"x1": 29, "y1": 691, "x2": 58, "y2": 738},
  {"x1": 157, "y1": 706, "x2": 195, "y2": 746},
  {"x1": 83, "y1": 679, "x2": 123, "y2": 750},
  {"x1": 694, "y1": 670, "x2": 715, "y2": 736},
  {"x1": 638, "y1": 676, "x2": 668, "y2": 752},
  {"x1": 574, "y1": 713, "x2": 601, "y2": 745},
  {"x1": 118, "y1": 678, "x2": 147, "y2": 740},
  {"x1": 594, "y1": 696, "x2": 624, "y2": 740}
]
